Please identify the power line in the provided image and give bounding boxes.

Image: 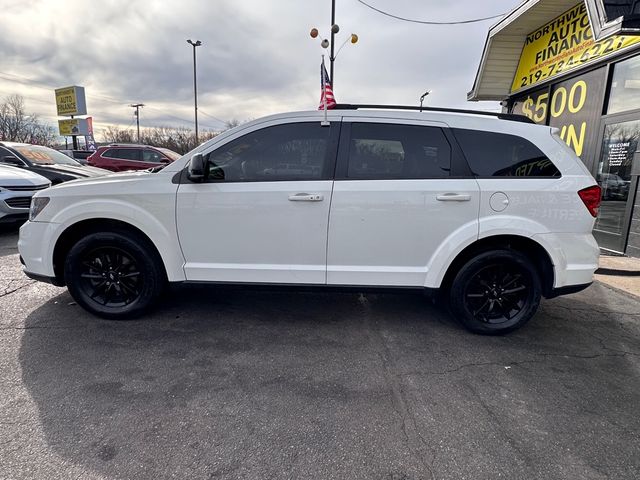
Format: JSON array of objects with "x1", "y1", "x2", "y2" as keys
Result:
[
  {"x1": 198, "y1": 109, "x2": 227, "y2": 126},
  {"x1": 143, "y1": 105, "x2": 221, "y2": 130},
  {"x1": 354, "y1": 0, "x2": 505, "y2": 25}
]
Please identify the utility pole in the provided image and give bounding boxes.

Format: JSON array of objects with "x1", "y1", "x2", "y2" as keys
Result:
[{"x1": 130, "y1": 103, "x2": 144, "y2": 143}]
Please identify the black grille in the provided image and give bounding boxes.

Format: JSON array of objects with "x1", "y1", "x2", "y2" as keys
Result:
[
  {"x1": 0, "y1": 184, "x2": 49, "y2": 191},
  {"x1": 4, "y1": 197, "x2": 32, "y2": 209}
]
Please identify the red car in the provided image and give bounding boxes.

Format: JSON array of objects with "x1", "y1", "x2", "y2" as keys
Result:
[{"x1": 87, "y1": 144, "x2": 181, "y2": 172}]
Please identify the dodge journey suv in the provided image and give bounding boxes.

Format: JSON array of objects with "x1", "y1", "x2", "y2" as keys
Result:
[{"x1": 18, "y1": 106, "x2": 601, "y2": 334}]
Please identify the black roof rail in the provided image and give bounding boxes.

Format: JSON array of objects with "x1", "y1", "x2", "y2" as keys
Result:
[{"x1": 333, "y1": 104, "x2": 535, "y2": 124}]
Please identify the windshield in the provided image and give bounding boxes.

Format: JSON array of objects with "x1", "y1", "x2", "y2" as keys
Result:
[
  {"x1": 158, "y1": 148, "x2": 181, "y2": 160},
  {"x1": 13, "y1": 145, "x2": 82, "y2": 166}
]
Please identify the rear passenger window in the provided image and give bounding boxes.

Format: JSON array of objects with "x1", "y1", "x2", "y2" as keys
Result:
[
  {"x1": 103, "y1": 149, "x2": 140, "y2": 161},
  {"x1": 453, "y1": 129, "x2": 560, "y2": 177},
  {"x1": 347, "y1": 123, "x2": 451, "y2": 179}
]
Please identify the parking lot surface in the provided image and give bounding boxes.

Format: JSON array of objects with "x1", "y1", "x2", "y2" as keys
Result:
[{"x1": 1, "y1": 226, "x2": 639, "y2": 480}]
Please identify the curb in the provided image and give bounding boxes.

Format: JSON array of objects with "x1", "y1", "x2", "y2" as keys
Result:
[{"x1": 595, "y1": 268, "x2": 640, "y2": 277}]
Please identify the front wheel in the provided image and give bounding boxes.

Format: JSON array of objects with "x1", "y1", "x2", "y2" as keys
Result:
[
  {"x1": 64, "y1": 231, "x2": 165, "y2": 319},
  {"x1": 449, "y1": 250, "x2": 541, "y2": 335}
]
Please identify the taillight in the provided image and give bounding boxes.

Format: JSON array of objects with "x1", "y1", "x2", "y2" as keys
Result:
[{"x1": 578, "y1": 185, "x2": 602, "y2": 218}]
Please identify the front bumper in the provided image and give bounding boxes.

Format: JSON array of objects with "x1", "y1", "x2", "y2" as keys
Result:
[
  {"x1": 22, "y1": 265, "x2": 65, "y2": 286},
  {"x1": 0, "y1": 192, "x2": 32, "y2": 223},
  {"x1": 18, "y1": 220, "x2": 60, "y2": 281}
]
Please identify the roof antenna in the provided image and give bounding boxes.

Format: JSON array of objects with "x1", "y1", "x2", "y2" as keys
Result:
[{"x1": 419, "y1": 90, "x2": 432, "y2": 112}]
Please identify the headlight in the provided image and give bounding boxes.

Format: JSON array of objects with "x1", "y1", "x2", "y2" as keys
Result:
[{"x1": 29, "y1": 197, "x2": 50, "y2": 221}]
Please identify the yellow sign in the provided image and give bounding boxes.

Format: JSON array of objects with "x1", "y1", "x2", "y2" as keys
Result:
[
  {"x1": 58, "y1": 118, "x2": 89, "y2": 136},
  {"x1": 55, "y1": 86, "x2": 87, "y2": 116},
  {"x1": 511, "y1": 3, "x2": 640, "y2": 93}
]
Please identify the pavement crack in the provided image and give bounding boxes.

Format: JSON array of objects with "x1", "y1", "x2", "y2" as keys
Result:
[
  {"x1": 464, "y1": 382, "x2": 534, "y2": 470},
  {"x1": 402, "y1": 352, "x2": 634, "y2": 377},
  {"x1": 0, "y1": 280, "x2": 36, "y2": 298},
  {"x1": 360, "y1": 301, "x2": 436, "y2": 480},
  {"x1": 546, "y1": 303, "x2": 640, "y2": 318}
]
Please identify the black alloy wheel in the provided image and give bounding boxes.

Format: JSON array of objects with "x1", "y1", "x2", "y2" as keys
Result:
[
  {"x1": 64, "y1": 231, "x2": 165, "y2": 319},
  {"x1": 450, "y1": 250, "x2": 541, "y2": 334},
  {"x1": 79, "y1": 247, "x2": 142, "y2": 308}
]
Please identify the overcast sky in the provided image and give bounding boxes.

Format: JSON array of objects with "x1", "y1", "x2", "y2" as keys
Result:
[{"x1": 0, "y1": 0, "x2": 522, "y2": 138}]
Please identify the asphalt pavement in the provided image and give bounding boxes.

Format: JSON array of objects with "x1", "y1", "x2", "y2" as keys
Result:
[{"x1": 1, "y1": 225, "x2": 639, "y2": 480}]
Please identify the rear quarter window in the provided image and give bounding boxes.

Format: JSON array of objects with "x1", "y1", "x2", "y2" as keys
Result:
[{"x1": 453, "y1": 128, "x2": 561, "y2": 178}]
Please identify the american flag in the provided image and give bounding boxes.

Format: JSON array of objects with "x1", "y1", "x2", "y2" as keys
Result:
[{"x1": 318, "y1": 63, "x2": 336, "y2": 110}]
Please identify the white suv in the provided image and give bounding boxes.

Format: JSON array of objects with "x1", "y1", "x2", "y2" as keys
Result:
[
  {"x1": 18, "y1": 107, "x2": 601, "y2": 334},
  {"x1": 0, "y1": 165, "x2": 50, "y2": 225}
]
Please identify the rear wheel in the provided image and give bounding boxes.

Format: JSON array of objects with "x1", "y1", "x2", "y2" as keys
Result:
[
  {"x1": 449, "y1": 250, "x2": 541, "y2": 335},
  {"x1": 64, "y1": 231, "x2": 165, "y2": 319}
]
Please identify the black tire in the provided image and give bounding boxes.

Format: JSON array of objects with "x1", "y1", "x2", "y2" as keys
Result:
[
  {"x1": 449, "y1": 249, "x2": 541, "y2": 335},
  {"x1": 64, "y1": 230, "x2": 166, "y2": 319}
]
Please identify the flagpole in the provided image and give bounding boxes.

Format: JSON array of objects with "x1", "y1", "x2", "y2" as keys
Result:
[{"x1": 321, "y1": 55, "x2": 329, "y2": 126}]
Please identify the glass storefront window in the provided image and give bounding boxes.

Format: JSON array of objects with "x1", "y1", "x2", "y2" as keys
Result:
[
  {"x1": 608, "y1": 56, "x2": 640, "y2": 115},
  {"x1": 594, "y1": 119, "x2": 640, "y2": 251}
]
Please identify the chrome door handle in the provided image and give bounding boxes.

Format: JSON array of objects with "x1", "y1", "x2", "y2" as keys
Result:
[
  {"x1": 288, "y1": 193, "x2": 324, "y2": 202},
  {"x1": 436, "y1": 193, "x2": 471, "y2": 202}
]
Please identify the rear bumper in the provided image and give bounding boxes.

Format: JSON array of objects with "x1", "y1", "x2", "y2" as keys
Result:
[
  {"x1": 533, "y1": 232, "x2": 599, "y2": 288},
  {"x1": 545, "y1": 282, "x2": 592, "y2": 299}
]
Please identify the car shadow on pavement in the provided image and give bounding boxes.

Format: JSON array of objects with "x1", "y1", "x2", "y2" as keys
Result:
[{"x1": 17, "y1": 284, "x2": 640, "y2": 479}]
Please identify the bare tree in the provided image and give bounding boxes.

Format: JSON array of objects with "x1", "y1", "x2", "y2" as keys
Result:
[
  {"x1": 0, "y1": 94, "x2": 56, "y2": 145},
  {"x1": 100, "y1": 125, "x2": 219, "y2": 154},
  {"x1": 102, "y1": 126, "x2": 136, "y2": 144}
]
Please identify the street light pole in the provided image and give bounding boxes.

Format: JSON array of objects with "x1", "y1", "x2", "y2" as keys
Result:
[{"x1": 187, "y1": 39, "x2": 202, "y2": 144}]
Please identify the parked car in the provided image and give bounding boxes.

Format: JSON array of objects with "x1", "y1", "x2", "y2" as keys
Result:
[
  {"x1": 58, "y1": 149, "x2": 95, "y2": 165},
  {"x1": 0, "y1": 142, "x2": 109, "y2": 185},
  {"x1": 597, "y1": 173, "x2": 630, "y2": 201},
  {"x1": 87, "y1": 144, "x2": 181, "y2": 172},
  {"x1": 0, "y1": 164, "x2": 50, "y2": 225},
  {"x1": 18, "y1": 106, "x2": 601, "y2": 334}
]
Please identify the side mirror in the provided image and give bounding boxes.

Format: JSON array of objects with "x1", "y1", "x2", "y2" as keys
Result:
[
  {"x1": 1, "y1": 155, "x2": 25, "y2": 167},
  {"x1": 187, "y1": 153, "x2": 206, "y2": 182},
  {"x1": 160, "y1": 158, "x2": 171, "y2": 164}
]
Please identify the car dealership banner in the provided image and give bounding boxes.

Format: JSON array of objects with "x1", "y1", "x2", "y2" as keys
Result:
[
  {"x1": 58, "y1": 118, "x2": 90, "y2": 136},
  {"x1": 54, "y1": 85, "x2": 87, "y2": 116},
  {"x1": 512, "y1": 67, "x2": 607, "y2": 160},
  {"x1": 511, "y1": 2, "x2": 640, "y2": 93}
]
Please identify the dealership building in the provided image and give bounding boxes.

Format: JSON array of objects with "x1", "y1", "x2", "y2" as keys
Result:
[{"x1": 470, "y1": 0, "x2": 640, "y2": 255}]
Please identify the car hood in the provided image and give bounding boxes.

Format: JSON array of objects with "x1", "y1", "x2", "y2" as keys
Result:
[
  {"x1": 0, "y1": 164, "x2": 50, "y2": 187},
  {"x1": 47, "y1": 169, "x2": 166, "y2": 191},
  {"x1": 36, "y1": 164, "x2": 108, "y2": 178}
]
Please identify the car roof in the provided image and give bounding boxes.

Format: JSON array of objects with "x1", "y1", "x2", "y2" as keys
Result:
[
  {"x1": 0, "y1": 141, "x2": 31, "y2": 147},
  {"x1": 237, "y1": 108, "x2": 542, "y2": 130},
  {"x1": 102, "y1": 144, "x2": 154, "y2": 148}
]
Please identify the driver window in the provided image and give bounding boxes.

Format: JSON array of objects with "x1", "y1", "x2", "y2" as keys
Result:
[{"x1": 205, "y1": 123, "x2": 331, "y2": 182}]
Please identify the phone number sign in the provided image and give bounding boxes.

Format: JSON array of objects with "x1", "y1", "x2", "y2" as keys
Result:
[{"x1": 511, "y1": 2, "x2": 640, "y2": 93}]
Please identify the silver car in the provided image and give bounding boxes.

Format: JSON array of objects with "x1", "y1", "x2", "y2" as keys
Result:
[{"x1": 0, "y1": 164, "x2": 50, "y2": 225}]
